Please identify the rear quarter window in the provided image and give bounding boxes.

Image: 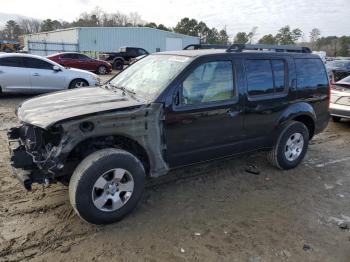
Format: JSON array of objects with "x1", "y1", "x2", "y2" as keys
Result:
[
  {"x1": 295, "y1": 58, "x2": 328, "y2": 89},
  {"x1": 0, "y1": 57, "x2": 23, "y2": 67}
]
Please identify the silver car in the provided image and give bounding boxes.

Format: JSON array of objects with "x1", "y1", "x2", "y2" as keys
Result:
[
  {"x1": 330, "y1": 75, "x2": 350, "y2": 122},
  {"x1": 0, "y1": 53, "x2": 100, "y2": 94}
]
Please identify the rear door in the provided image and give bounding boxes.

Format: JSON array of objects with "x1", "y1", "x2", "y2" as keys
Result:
[
  {"x1": 0, "y1": 56, "x2": 31, "y2": 93},
  {"x1": 242, "y1": 55, "x2": 293, "y2": 147},
  {"x1": 164, "y1": 56, "x2": 245, "y2": 167},
  {"x1": 23, "y1": 57, "x2": 67, "y2": 93}
]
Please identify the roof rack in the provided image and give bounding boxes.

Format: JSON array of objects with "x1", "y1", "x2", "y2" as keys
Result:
[
  {"x1": 183, "y1": 44, "x2": 229, "y2": 50},
  {"x1": 226, "y1": 44, "x2": 311, "y2": 53}
]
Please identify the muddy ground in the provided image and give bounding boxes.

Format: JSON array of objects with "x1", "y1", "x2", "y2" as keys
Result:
[{"x1": 1, "y1": 80, "x2": 350, "y2": 261}]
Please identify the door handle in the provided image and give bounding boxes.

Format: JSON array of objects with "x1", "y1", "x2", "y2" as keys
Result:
[{"x1": 33, "y1": 73, "x2": 40, "y2": 76}]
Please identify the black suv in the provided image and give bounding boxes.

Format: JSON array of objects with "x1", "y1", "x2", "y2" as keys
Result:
[
  {"x1": 99, "y1": 46, "x2": 149, "y2": 70},
  {"x1": 8, "y1": 44, "x2": 330, "y2": 224}
]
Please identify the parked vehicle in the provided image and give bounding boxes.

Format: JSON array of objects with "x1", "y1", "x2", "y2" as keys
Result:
[
  {"x1": 0, "y1": 53, "x2": 100, "y2": 94},
  {"x1": 8, "y1": 44, "x2": 330, "y2": 224},
  {"x1": 99, "y1": 47, "x2": 149, "y2": 70},
  {"x1": 47, "y1": 52, "x2": 112, "y2": 75},
  {"x1": 330, "y1": 75, "x2": 350, "y2": 122},
  {"x1": 326, "y1": 59, "x2": 350, "y2": 83}
]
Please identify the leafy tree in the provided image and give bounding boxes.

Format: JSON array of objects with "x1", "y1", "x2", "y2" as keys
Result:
[
  {"x1": 173, "y1": 17, "x2": 200, "y2": 36},
  {"x1": 144, "y1": 22, "x2": 158, "y2": 29},
  {"x1": 41, "y1": 19, "x2": 63, "y2": 32},
  {"x1": 219, "y1": 29, "x2": 230, "y2": 45},
  {"x1": 1, "y1": 20, "x2": 22, "y2": 40},
  {"x1": 247, "y1": 26, "x2": 258, "y2": 43},
  {"x1": 258, "y1": 34, "x2": 276, "y2": 44},
  {"x1": 275, "y1": 25, "x2": 302, "y2": 45},
  {"x1": 234, "y1": 32, "x2": 249, "y2": 44},
  {"x1": 338, "y1": 36, "x2": 350, "y2": 56},
  {"x1": 157, "y1": 24, "x2": 171, "y2": 31}
]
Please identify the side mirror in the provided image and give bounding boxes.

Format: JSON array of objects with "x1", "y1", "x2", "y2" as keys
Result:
[{"x1": 53, "y1": 65, "x2": 61, "y2": 71}]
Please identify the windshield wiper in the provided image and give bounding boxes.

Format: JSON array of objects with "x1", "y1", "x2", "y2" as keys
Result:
[{"x1": 107, "y1": 83, "x2": 136, "y2": 96}]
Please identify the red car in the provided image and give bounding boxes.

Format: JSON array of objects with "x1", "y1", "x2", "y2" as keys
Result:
[{"x1": 47, "y1": 52, "x2": 112, "y2": 75}]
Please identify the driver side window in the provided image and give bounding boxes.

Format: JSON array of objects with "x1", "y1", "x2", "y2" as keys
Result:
[{"x1": 182, "y1": 61, "x2": 235, "y2": 105}]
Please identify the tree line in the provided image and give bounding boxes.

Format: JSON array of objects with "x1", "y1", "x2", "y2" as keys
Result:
[{"x1": 0, "y1": 7, "x2": 349, "y2": 57}]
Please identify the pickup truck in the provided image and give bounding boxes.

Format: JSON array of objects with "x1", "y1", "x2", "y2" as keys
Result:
[{"x1": 99, "y1": 47, "x2": 149, "y2": 70}]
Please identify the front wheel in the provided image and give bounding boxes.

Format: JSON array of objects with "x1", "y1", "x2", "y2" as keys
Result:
[
  {"x1": 69, "y1": 79, "x2": 88, "y2": 89},
  {"x1": 267, "y1": 121, "x2": 309, "y2": 170},
  {"x1": 97, "y1": 65, "x2": 108, "y2": 75},
  {"x1": 113, "y1": 60, "x2": 124, "y2": 70},
  {"x1": 69, "y1": 149, "x2": 146, "y2": 224}
]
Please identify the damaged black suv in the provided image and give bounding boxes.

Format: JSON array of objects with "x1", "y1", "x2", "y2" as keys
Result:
[{"x1": 8, "y1": 44, "x2": 330, "y2": 224}]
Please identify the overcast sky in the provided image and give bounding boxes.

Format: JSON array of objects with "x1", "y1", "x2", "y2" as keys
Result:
[{"x1": 2, "y1": 0, "x2": 349, "y2": 39}]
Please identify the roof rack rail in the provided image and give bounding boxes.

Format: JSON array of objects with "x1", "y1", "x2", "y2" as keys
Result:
[
  {"x1": 226, "y1": 44, "x2": 311, "y2": 53},
  {"x1": 184, "y1": 44, "x2": 229, "y2": 50}
]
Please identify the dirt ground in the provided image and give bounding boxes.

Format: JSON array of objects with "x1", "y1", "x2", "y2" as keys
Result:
[{"x1": 1, "y1": 78, "x2": 350, "y2": 261}]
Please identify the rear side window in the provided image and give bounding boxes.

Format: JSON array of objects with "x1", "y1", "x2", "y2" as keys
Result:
[
  {"x1": 246, "y1": 59, "x2": 286, "y2": 96},
  {"x1": 0, "y1": 57, "x2": 23, "y2": 67},
  {"x1": 23, "y1": 57, "x2": 53, "y2": 70},
  {"x1": 62, "y1": 54, "x2": 79, "y2": 59},
  {"x1": 295, "y1": 58, "x2": 328, "y2": 88}
]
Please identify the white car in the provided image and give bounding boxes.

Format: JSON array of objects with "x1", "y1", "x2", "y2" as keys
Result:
[
  {"x1": 0, "y1": 53, "x2": 100, "y2": 94},
  {"x1": 330, "y1": 75, "x2": 350, "y2": 122}
]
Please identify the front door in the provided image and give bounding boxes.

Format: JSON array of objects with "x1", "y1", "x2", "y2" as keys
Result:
[
  {"x1": 23, "y1": 57, "x2": 66, "y2": 93},
  {"x1": 164, "y1": 57, "x2": 245, "y2": 167}
]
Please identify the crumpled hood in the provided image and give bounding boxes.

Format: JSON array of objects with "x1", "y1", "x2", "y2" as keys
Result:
[{"x1": 17, "y1": 87, "x2": 144, "y2": 129}]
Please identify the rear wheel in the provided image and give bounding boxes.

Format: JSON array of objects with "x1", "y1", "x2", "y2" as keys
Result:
[
  {"x1": 267, "y1": 121, "x2": 309, "y2": 170},
  {"x1": 332, "y1": 116, "x2": 341, "y2": 122},
  {"x1": 97, "y1": 65, "x2": 108, "y2": 75},
  {"x1": 113, "y1": 60, "x2": 124, "y2": 70},
  {"x1": 69, "y1": 149, "x2": 145, "y2": 224},
  {"x1": 69, "y1": 79, "x2": 88, "y2": 89}
]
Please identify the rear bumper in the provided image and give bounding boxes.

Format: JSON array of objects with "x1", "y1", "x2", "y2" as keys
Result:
[{"x1": 330, "y1": 103, "x2": 350, "y2": 119}]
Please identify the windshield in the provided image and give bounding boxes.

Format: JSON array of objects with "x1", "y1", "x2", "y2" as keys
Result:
[
  {"x1": 329, "y1": 60, "x2": 350, "y2": 68},
  {"x1": 109, "y1": 54, "x2": 192, "y2": 101},
  {"x1": 339, "y1": 75, "x2": 350, "y2": 83}
]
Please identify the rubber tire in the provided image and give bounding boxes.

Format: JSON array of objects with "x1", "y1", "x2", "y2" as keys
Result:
[
  {"x1": 69, "y1": 148, "x2": 146, "y2": 225},
  {"x1": 267, "y1": 121, "x2": 309, "y2": 170},
  {"x1": 332, "y1": 116, "x2": 341, "y2": 122},
  {"x1": 68, "y1": 79, "x2": 88, "y2": 89},
  {"x1": 113, "y1": 60, "x2": 124, "y2": 70},
  {"x1": 97, "y1": 65, "x2": 108, "y2": 75}
]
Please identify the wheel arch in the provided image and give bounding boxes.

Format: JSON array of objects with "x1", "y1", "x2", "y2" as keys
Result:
[
  {"x1": 276, "y1": 102, "x2": 316, "y2": 139},
  {"x1": 65, "y1": 134, "x2": 151, "y2": 176},
  {"x1": 112, "y1": 56, "x2": 125, "y2": 63}
]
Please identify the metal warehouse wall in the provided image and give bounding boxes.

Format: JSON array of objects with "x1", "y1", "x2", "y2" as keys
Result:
[
  {"x1": 24, "y1": 28, "x2": 78, "y2": 44},
  {"x1": 24, "y1": 28, "x2": 79, "y2": 56},
  {"x1": 77, "y1": 27, "x2": 199, "y2": 53}
]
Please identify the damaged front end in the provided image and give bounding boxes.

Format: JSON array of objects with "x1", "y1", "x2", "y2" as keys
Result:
[
  {"x1": 8, "y1": 101, "x2": 170, "y2": 191},
  {"x1": 8, "y1": 124, "x2": 63, "y2": 190}
]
